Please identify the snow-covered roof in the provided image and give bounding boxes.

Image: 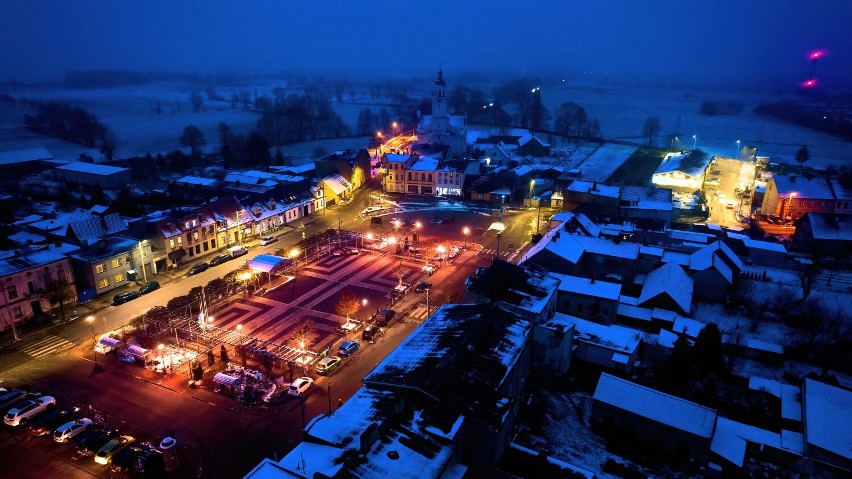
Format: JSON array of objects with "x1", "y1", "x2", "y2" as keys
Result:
[
  {"x1": 661, "y1": 250, "x2": 691, "y2": 265},
  {"x1": 639, "y1": 261, "x2": 693, "y2": 314},
  {"x1": 364, "y1": 303, "x2": 531, "y2": 411},
  {"x1": 771, "y1": 175, "x2": 836, "y2": 199},
  {"x1": 518, "y1": 133, "x2": 549, "y2": 147},
  {"x1": 711, "y1": 417, "x2": 798, "y2": 467},
  {"x1": 689, "y1": 240, "x2": 744, "y2": 279},
  {"x1": 594, "y1": 373, "x2": 717, "y2": 438},
  {"x1": 657, "y1": 329, "x2": 691, "y2": 348},
  {"x1": 510, "y1": 164, "x2": 534, "y2": 177},
  {"x1": 639, "y1": 245, "x2": 664, "y2": 256},
  {"x1": 269, "y1": 162, "x2": 315, "y2": 175},
  {"x1": 0, "y1": 148, "x2": 52, "y2": 165},
  {"x1": 621, "y1": 186, "x2": 673, "y2": 211},
  {"x1": 800, "y1": 213, "x2": 852, "y2": 241},
  {"x1": 408, "y1": 157, "x2": 439, "y2": 171},
  {"x1": 351, "y1": 424, "x2": 457, "y2": 479},
  {"x1": 247, "y1": 254, "x2": 291, "y2": 273},
  {"x1": 671, "y1": 316, "x2": 706, "y2": 339},
  {"x1": 655, "y1": 150, "x2": 712, "y2": 178},
  {"x1": 549, "y1": 313, "x2": 640, "y2": 354},
  {"x1": 28, "y1": 210, "x2": 93, "y2": 237},
  {"x1": 320, "y1": 174, "x2": 351, "y2": 196},
  {"x1": 566, "y1": 180, "x2": 620, "y2": 198},
  {"x1": 8, "y1": 231, "x2": 47, "y2": 245},
  {"x1": 466, "y1": 260, "x2": 560, "y2": 316},
  {"x1": 306, "y1": 387, "x2": 395, "y2": 447},
  {"x1": 550, "y1": 212, "x2": 574, "y2": 224},
  {"x1": 55, "y1": 161, "x2": 128, "y2": 176},
  {"x1": 553, "y1": 273, "x2": 621, "y2": 300},
  {"x1": 275, "y1": 442, "x2": 345, "y2": 478},
  {"x1": 742, "y1": 237, "x2": 787, "y2": 253},
  {"x1": 68, "y1": 213, "x2": 128, "y2": 242},
  {"x1": 176, "y1": 175, "x2": 217, "y2": 186},
  {"x1": 521, "y1": 229, "x2": 640, "y2": 266},
  {"x1": 0, "y1": 247, "x2": 68, "y2": 277},
  {"x1": 616, "y1": 302, "x2": 653, "y2": 322},
  {"x1": 803, "y1": 378, "x2": 852, "y2": 460}
]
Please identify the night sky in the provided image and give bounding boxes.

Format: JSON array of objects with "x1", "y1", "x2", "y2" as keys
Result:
[{"x1": 2, "y1": 0, "x2": 851, "y2": 88}]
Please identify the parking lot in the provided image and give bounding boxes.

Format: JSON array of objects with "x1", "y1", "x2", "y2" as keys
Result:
[{"x1": 705, "y1": 157, "x2": 756, "y2": 226}]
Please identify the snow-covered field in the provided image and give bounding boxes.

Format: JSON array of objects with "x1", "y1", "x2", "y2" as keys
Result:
[{"x1": 541, "y1": 85, "x2": 852, "y2": 169}]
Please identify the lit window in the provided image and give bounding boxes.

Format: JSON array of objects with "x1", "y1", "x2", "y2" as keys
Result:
[
  {"x1": 96, "y1": 264, "x2": 106, "y2": 274},
  {"x1": 111, "y1": 259, "x2": 121, "y2": 269},
  {"x1": 98, "y1": 278, "x2": 109, "y2": 289},
  {"x1": 169, "y1": 239, "x2": 175, "y2": 249},
  {"x1": 177, "y1": 237, "x2": 183, "y2": 246},
  {"x1": 114, "y1": 273, "x2": 125, "y2": 283}
]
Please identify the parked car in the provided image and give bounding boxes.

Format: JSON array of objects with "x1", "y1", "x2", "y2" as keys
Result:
[
  {"x1": 229, "y1": 245, "x2": 248, "y2": 258},
  {"x1": 315, "y1": 356, "x2": 342, "y2": 375},
  {"x1": 54, "y1": 418, "x2": 93, "y2": 443},
  {"x1": 95, "y1": 435, "x2": 135, "y2": 465},
  {"x1": 414, "y1": 281, "x2": 432, "y2": 293},
  {"x1": 138, "y1": 281, "x2": 160, "y2": 295},
  {"x1": 209, "y1": 253, "x2": 232, "y2": 266},
  {"x1": 29, "y1": 405, "x2": 77, "y2": 436},
  {"x1": 259, "y1": 236, "x2": 279, "y2": 246},
  {"x1": 187, "y1": 262, "x2": 209, "y2": 275},
  {"x1": 0, "y1": 388, "x2": 30, "y2": 410},
  {"x1": 135, "y1": 443, "x2": 164, "y2": 475},
  {"x1": 362, "y1": 325, "x2": 383, "y2": 344},
  {"x1": 370, "y1": 216, "x2": 383, "y2": 224},
  {"x1": 373, "y1": 308, "x2": 396, "y2": 327},
  {"x1": 112, "y1": 291, "x2": 141, "y2": 306},
  {"x1": 4, "y1": 395, "x2": 55, "y2": 426},
  {"x1": 76, "y1": 428, "x2": 120, "y2": 457},
  {"x1": 338, "y1": 340, "x2": 360, "y2": 357},
  {"x1": 287, "y1": 377, "x2": 314, "y2": 397},
  {"x1": 109, "y1": 445, "x2": 143, "y2": 474}
]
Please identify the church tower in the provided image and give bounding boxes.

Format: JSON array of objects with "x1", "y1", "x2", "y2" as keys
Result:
[{"x1": 430, "y1": 69, "x2": 449, "y2": 137}]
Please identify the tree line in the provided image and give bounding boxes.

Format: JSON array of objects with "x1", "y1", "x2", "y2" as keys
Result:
[{"x1": 22, "y1": 101, "x2": 118, "y2": 159}]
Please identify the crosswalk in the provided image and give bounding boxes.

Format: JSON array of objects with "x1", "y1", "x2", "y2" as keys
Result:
[
  {"x1": 406, "y1": 304, "x2": 431, "y2": 324},
  {"x1": 479, "y1": 249, "x2": 519, "y2": 261},
  {"x1": 18, "y1": 334, "x2": 77, "y2": 359}
]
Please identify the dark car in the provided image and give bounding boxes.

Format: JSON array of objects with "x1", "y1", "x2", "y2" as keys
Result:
[
  {"x1": 370, "y1": 216, "x2": 382, "y2": 224},
  {"x1": 112, "y1": 291, "x2": 141, "y2": 306},
  {"x1": 0, "y1": 388, "x2": 30, "y2": 410},
  {"x1": 75, "y1": 428, "x2": 119, "y2": 457},
  {"x1": 187, "y1": 262, "x2": 209, "y2": 275},
  {"x1": 414, "y1": 281, "x2": 432, "y2": 293},
  {"x1": 109, "y1": 445, "x2": 143, "y2": 474},
  {"x1": 337, "y1": 340, "x2": 360, "y2": 357},
  {"x1": 209, "y1": 253, "x2": 232, "y2": 266},
  {"x1": 29, "y1": 405, "x2": 77, "y2": 436},
  {"x1": 138, "y1": 281, "x2": 160, "y2": 295},
  {"x1": 136, "y1": 443, "x2": 164, "y2": 475},
  {"x1": 362, "y1": 325, "x2": 383, "y2": 343},
  {"x1": 373, "y1": 308, "x2": 396, "y2": 327}
]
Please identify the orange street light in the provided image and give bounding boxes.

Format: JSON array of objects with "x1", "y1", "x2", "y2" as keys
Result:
[{"x1": 463, "y1": 226, "x2": 470, "y2": 248}]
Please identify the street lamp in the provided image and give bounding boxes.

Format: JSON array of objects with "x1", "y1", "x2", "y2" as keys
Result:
[
  {"x1": 463, "y1": 227, "x2": 470, "y2": 249},
  {"x1": 392, "y1": 121, "x2": 398, "y2": 138},
  {"x1": 86, "y1": 316, "x2": 97, "y2": 365},
  {"x1": 529, "y1": 179, "x2": 535, "y2": 207},
  {"x1": 735, "y1": 140, "x2": 741, "y2": 160},
  {"x1": 436, "y1": 245, "x2": 446, "y2": 267},
  {"x1": 692, "y1": 134, "x2": 697, "y2": 150},
  {"x1": 362, "y1": 299, "x2": 368, "y2": 321}
]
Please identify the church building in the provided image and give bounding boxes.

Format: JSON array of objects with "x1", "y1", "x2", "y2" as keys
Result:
[{"x1": 416, "y1": 69, "x2": 467, "y2": 155}]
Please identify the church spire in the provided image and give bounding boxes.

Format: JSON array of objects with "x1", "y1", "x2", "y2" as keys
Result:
[{"x1": 435, "y1": 68, "x2": 446, "y2": 87}]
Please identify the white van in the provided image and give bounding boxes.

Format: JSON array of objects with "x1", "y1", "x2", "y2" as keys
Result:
[{"x1": 228, "y1": 245, "x2": 248, "y2": 258}]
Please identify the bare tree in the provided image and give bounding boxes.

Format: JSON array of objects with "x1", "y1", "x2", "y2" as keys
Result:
[
  {"x1": 179, "y1": 124, "x2": 206, "y2": 157},
  {"x1": 99, "y1": 127, "x2": 119, "y2": 162},
  {"x1": 44, "y1": 278, "x2": 77, "y2": 322},
  {"x1": 336, "y1": 289, "x2": 360, "y2": 320},
  {"x1": 644, "y1": 116, "x2": 661, "y2": 147}
]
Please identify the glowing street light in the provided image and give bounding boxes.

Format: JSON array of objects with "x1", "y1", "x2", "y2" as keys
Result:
[
  {"x1": 463, "y1": 227, "x2": 470, "y2": 248},
  {"x1": 735, "y1": 140, "x2": 741, "y2": 160},
  {"x1": 86, "y1": 316, "x2": 97, "y2": 365},
  {"x1": 436, "y1": 245, "x2": 446, "y2": 267},
  {"x1": 392, "y1": 121, "x2": 398, "y2": 138},
  {"x1": 692, "y1": 134, "x2": 697, "y2": 150},
  {"x1": 529, "y1": 179, "x2": 535, "y2": 207},
  {"x1": 362, "y1": 298, "x2": 368, "y2": 321}
]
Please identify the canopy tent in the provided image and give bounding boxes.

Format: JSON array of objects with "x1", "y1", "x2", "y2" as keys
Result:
[{"x1": 247, "y1": 254, "x2": 291, "y2": 275}]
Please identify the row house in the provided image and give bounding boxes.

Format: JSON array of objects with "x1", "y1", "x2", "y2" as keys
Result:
[
  {"x1": 382, "y1": 153, "x2": 418, "y2": 194},
  {"x1": 760, "y1": 175, "x2": 852, "y2": 222},
  {"x1": 0, "y1": 247, "x2": 76, "y2": 334}
]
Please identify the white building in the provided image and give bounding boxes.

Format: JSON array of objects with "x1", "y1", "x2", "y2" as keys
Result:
[{"x1": 416, "y1": 69, "x2": 467, "y2": 154}]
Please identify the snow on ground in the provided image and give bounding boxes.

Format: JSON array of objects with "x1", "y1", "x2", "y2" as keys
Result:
[
  {"x1": 573, "y1": 143, "x2": 637, "y2": 182},
  {"x1": 276, "y1": 136, "x2": 371, "y2": 164},
  {"x1": 542, "y1": 85, "x2": 852, "y2": 169}
]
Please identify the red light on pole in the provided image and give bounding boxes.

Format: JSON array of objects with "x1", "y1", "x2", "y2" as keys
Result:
[
  {"x1": 803, "y1": 79, "x2": 816, "y2": 88},
  {"x1": 809, "y1": 50, "x2": 824, "y2": 60}
]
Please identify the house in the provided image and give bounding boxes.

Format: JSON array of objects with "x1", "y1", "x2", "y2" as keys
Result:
[
  {"x1": 592, "y1": 373, "x2": 718, "y2": 463},
  {"x1": 552, "y1": 273, "x2": 621, "y2": 323},
  {"x1": 405, "y1": 155, "x2": 439, "y2": 195},
  {"x1": 620, "y1": 185, "x2": 674, "y2": 228},
  {"x1": 517, "y1": 133, "x2": 551, "y2": 157},
  {"x1": 155, "y1": 207, "x2": 219, "y2": 268},
  {"x1": 801, "y1": 378, "x2": 852, "y2": 471},
  {"x1": 54, "y1": 161, "x2": 131, "y2": 189},
  {"x1": 710, "y1": 417, "x2": 802, "y2": 472},
  {"x1": 435, "y1": 159, "x2": 474, "y2": 197},
  {"x1": 463, "y1": 175, "x2": 516, "y2": 204},
  {"x1": 760, "y1": 175, "x2": 852, "y2": 222},
  {"x1": 563, "y1": 180, "x2": 621, "y2": 215},
  {"x1": 482, "y1": 141, "x2": 513, "y2": 166},
  {"x1": 652, "y1": 150, "x2": 713, "y2": 191},
  {"x1": 0, "y1": 247, "x2": 77, "y2": 334},
  {"x1": 533, "y1": 317, "x2": 575, "y2": 378},
  {"x1": 416, "y1": 69, "x2": 467, "y2": 154},
  {"x1": 316, "y1": 149, "x2": 371, "y2": 190},
  {"x1": 69, "y1": 236, "x2": 153, "y2": 298},
  {"x1": 318, "y1": 173, "x2": 352, "y2": 205},
  {"x1": 464, "y1": 260, "x2": 559, "y2": 324},
  {"x1": 382, "y1": 153, "x2": 417, "y2": 194},
  {"x1": 638, "y1": 261, "x2": 693, "y2": 315},
  {"x1": 687, "y1": 241, "x2": 742, "y2": 302},
  {"x1": 555, "y1": 313, "x2": 641, "y2": 371},
  {"x1": 363, "y1": 303, "x2": 532, "y2": 475},
  {"x1": 794, "y1": 212, "x2": 852, "y2": 258}
]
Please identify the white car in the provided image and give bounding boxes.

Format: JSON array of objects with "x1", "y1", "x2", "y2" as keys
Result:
[
  {"x1": 53, "y1": 418, "x2": 93, "y2": 443},
  {"x1": 259, "y1": 236, "x2": 278, "y2": 246},
  {"x1": 4, "y1": 395, "x2": 55, "y2": 426},
  {"x1": 287, "y1": 377, "x2": 314, "y2": 397}
]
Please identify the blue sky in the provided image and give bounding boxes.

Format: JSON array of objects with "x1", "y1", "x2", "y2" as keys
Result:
[{"x1": 2, "y1": 0, "x2": 850, "y2": 89}]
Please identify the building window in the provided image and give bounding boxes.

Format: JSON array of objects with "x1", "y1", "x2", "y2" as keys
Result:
[
  {"x1": 169, "y1": 239, "x2": 175, "y2": 249},
  {"x1": 211, "y1": 239, "x2": 216, "y2": 248},
  {"x1": 195, "y1": 245, "x2": 201, "y2": 254},
  {"x1": 177, "y1": 237, "x2": 183, "y2": 246},
  {"x1": 98, "y1": 278, "x2": 109, "y2": 289},
  {"x1": 187, "y1": 233, "x2": 193, "y2": 243},
  {"x1": 428, "y1": 174, "x2": 432, "y2": 182},
  {"x1": 188, "y1": 248, "x2": 194, "y2": 257},
  {"x1": 12, "y1": 305, "x2": 23, "y2": 318},
  {"x1": 421, "y1": 173, "x2": 426, "y2": 181},
  {"x1": 6, "y1": 285, "x2": 18, "y2": 300},
  {"x1": 193, "y1": 231, "x2": 199, "y2": 241},
  {"x1": 111, "y1": 258, "x2": 121, "y2": 269},
  {"x1": 114, "y1": 273, "x2": 125, "y2": 283},
  {"x1": 421, "y1": 187, "x2": 432, "y2": 194},
  {"x1": 96, "y1": 263, "x2": 106, "y2": 274},
  {"x1": 477, "y1": 193, "x2": 484, "y2": 199},
  {"x1": 27, "y1": 281, "x2": 36, "y2": 294},
  {"x1": 185, "y1": 222, "x2": 190, "y2": 229},
  {"x1": 203, "y1": 242, "x2": 209, "y2": 252}
]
